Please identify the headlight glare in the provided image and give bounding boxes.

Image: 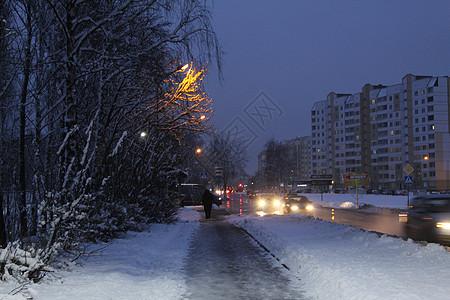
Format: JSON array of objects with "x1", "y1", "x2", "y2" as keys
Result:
[
  {"x1": 258, "y1": 200, "x2": 266, "y2": 207},
  {"x1": 436, "y1": 222, "x2": 450, "y2": 230},
  {"x1": 306, "y1": 205, "x2": 314, "y2": 211}
]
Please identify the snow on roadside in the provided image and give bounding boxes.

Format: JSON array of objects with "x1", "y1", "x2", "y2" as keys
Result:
[
  {"x1": 0, "y1": 208, "x2": 200, "y2": 300},
  {"x1": 305, "y1": 193, "x2": 409, "y2": 210},
  {"x1": 227, "y1": 213, "x2": 450, "y2": 300}
]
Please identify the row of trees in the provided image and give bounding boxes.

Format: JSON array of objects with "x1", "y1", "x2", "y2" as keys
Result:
[
  {"x1": 190, "y1": 132, "x2": 248, "y2": 193},
  {"x1": 0, "y1": 0, "x2": 221, "y2": 281},
  {"x1": 256, "y1": 138, "x2": 294, "y2": 191}
]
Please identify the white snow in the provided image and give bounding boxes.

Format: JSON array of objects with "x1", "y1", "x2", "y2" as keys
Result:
[
  {"x1": 1, "y1": 195, "x2": 449, "y2": 300},
  {"x1": 306, "y1": 193, "x2": 409, "y2": 210}
]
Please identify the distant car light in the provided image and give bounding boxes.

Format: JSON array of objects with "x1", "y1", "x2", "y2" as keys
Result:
[
  {"x1": 258, "y1": 200, "x2": 266, "y2": 207},
  {"x1": 306, "y1": 205, "x2": 314, "y2": 211},
  {"x1": 291, "y1": 205, "x2": 299, "y2": 211},
  {"x1": 273, "y1": 200, "x2": 281, "y2": 207},
  {"x1": 436, "y1": 222, "x2": 450, "y2": 230}
]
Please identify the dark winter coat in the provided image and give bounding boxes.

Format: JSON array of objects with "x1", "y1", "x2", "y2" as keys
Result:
[{"x1": 202, "y1": 190, "x2": 214, "y2": 207}]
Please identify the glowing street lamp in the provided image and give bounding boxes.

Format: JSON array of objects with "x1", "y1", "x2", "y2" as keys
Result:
[
  {"x1": 196, "y1": 148, "x2": 202, "y2": 154},
  {"x1": 140, "y1": 131, "x2": 147, "y2": 138},
  {"x1": 200, "y1": 115, "x2": 206, "y2": 120},
  {"x1": 181, "y1": 64, "x2": 189, "y2": 71}
]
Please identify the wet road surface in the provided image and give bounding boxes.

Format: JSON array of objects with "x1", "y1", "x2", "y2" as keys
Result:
[
  {"x1": 224, "y1": 193, "x2": 405, "y2": 238},
  {"x1": 183, "y1": 210, "x2": 304, "y2": 300},
  {"x1": 312, "y1": 206, "x2": 405, "y2": 237}
]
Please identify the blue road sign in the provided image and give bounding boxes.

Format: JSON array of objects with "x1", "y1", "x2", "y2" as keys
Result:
[
  {"x1": 215, "y1": 167, "x2": 223, "y2": 179},
  {"x1": 404, "y1": 176, "x2": 413, "y2": 185},
  {"x1": 200, "y1": 172, "x2": 208, "y2": 180}
]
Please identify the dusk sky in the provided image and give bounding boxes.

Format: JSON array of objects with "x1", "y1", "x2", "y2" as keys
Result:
[{"x1": 205, "y1": 0, "x2": 450, "y2": 174}]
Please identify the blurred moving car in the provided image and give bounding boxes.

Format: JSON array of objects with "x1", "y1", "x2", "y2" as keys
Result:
[
  {"x1": 283, "y1": 195, "x2": 314, "y2": 214},
  {"x1": 400, "y1": 194, "x2": 450, "y2": 244}
]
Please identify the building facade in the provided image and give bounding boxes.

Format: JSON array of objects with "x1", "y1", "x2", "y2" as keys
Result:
[
  {"x1": 311, "y1": 74, "x2": 450, "y2": 191},
  {"x1": 285, "y1": 136, "x2": 312, "y2": 183}
]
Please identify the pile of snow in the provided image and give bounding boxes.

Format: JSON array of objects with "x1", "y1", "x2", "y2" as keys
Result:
[{"x1": 227, "y1": 213, "x2": 450, "y2": 300}]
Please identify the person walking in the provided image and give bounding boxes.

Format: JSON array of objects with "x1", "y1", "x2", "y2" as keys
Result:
[{"x1": 201, "y1": 189, "x2": 214, "y2": 219}]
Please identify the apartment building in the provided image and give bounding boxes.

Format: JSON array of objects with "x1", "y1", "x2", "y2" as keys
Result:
[
  {"x1": 285, "y1": 136, "x2": 311, "y2": 182},
  {"x1": 311, "y1": 74, "x2": 450, "y2": 191}
]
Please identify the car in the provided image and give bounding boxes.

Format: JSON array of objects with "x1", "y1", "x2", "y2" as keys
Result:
[
  {"x1": 282, "y1": 195, "x2": 314, "y2": 214},
  {"x1": 401, "y1": 194, "x2": 450, "y2": 244},
  {"x1": 178, "y1": 184, "x2": 206, "y2": 206},
  {"x1": 255, "y1": 193, "x2": 283, "y2": 215},
  {"x1": 247, "y1": 190, "x2": 257, "y2": 199}
]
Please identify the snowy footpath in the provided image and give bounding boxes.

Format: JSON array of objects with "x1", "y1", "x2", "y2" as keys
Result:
[
  {"x1": 1, "y1": 205, "x2": 449, "y2": 299},
  {"x1": 0, "y1": 209, "x2": 200, "y2": 300}
]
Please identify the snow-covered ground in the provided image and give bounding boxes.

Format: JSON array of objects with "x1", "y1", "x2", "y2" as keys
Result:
[
  {"x1": 0, "y1": 209, "x2": 201, "y2": 300},
  {"x1": 1, "y1": 195, "x2": 449, "y2": 300},
  {"x1": 228, "y1": 213, "x2": 450, "y2": 300}
]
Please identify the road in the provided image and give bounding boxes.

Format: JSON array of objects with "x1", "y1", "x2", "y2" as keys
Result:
[
  {"x1": 183, "y1": 210, "x2": 304, "y2": 299},
  {"x1": 223, "y1": 193, "x2": 406, "y2": 238}
]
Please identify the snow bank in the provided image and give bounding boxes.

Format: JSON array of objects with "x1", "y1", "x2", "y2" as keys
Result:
[
  {"x1": 306, "y1": 193, "x2": 409, "y2": 210},
  {"x1": 227, "y1": 213, "x2": 450, "y2": 300},
  {"x1": 0, "y1": 208, "x2": 200, "y2": 300}
]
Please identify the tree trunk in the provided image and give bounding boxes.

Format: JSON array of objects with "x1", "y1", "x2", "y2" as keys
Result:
[{"x1": 19, "y1": 3, "x2": 33, "y2": 238}]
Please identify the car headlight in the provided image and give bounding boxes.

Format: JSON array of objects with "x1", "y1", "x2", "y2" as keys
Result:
[
  {"x1": 436, "y1": 222, "x2": 450, "y2": 230},
  {"x1": 291, "y1": 205, "x2": 299, "y2": 211},
  {"x1": 273, "y1": 200, "x2": 281, "y2": 207},
  {"x1": 258, "y1": 200, "x2": 266, "y2": 207},
  {"x1": 306, "y1": 205, "x2": 314, "y2": 211}
]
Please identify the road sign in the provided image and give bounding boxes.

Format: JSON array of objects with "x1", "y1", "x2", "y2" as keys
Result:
[
  {"x1": 403, "y1": 164, "x2": 414, "y2": 175},
  {"x1": 215, "y1": 167, "x2": 223, "y2": 179},
  {"x1": 343, "y1": 173, "x2": 370, "y2": 187},
  {"x1": 404, "y1": 176, "x2": 413, "y2": 185},
  {"x1": 200, "y1": 172, "x2": 208, "y2": 180}
]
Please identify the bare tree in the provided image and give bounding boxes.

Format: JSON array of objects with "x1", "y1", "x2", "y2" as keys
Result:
[
  {"x1": 262, "y1": 139, "x2": 291, "y2": 191},
  {"x1": 205, "y1": 132, "x2": 248, "y2": 193},
  {"x1": 0, "y1": 0, "x2": 222, "y2": 282}
]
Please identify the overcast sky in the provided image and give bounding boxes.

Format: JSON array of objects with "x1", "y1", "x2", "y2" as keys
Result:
[{"x1": 205, "y1": 0, "x2": 450, "y2": 175}]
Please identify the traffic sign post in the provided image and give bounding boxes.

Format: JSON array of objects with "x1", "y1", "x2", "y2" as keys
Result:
[
  {"x1": 343, "y1": 173, "x2": 370, "y2": 206},
  {"x1": 404, "y1": 176, "x2": 413, "y2": 185},
  {"x1": 215, "y1": 167, "x2": 223, "y2": 179},
  {"x1": 403, "y1": 164, "x2": 415, "y2": 207}
]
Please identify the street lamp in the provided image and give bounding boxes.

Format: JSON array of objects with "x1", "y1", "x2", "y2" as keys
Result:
[
  {"x1": 140, "y1": 131, "x2": 147, "y2": 138},
  {"x1": 196, "y1": 148, "x2": 202, "y2": 154}
]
